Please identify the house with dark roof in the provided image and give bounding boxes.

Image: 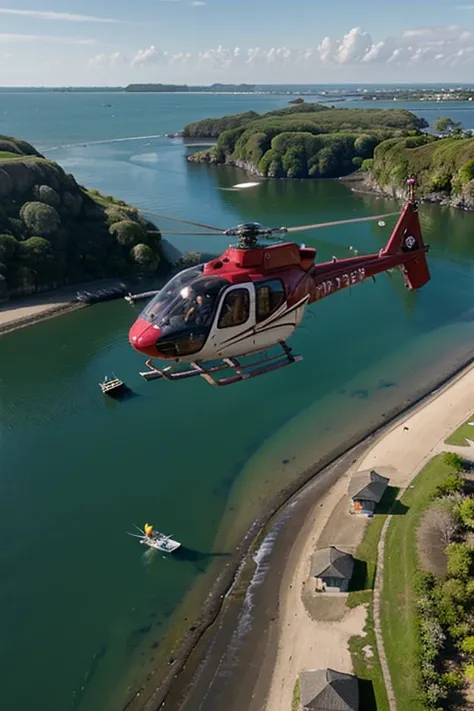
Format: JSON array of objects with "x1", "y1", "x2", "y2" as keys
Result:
[
  {"x1": 348, "y1": 469, "x2": 389, "y2": 515},
  {"x1": 299, "y1": 668, "x2": 359, "y2": 711},
  {"x1": 311, "y1": 546, "x2": 355, "y2": 593}
]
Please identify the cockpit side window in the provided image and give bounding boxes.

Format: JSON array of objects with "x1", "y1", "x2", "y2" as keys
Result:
[
  {"x1": 255, "y1": 279, "x2": 286, "y2": 323},
  {"x1": 217, "y1": 288, "x2": 250, "y2": 329}
]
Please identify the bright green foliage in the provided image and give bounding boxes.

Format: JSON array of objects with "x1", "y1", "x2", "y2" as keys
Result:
[
  {"x1": 361, "y1": 158, "x2": 374, "y2": 171},
  {"x1": 372, "y1": 135, "x2": 474, "y2": 196},
  {"x1": 465, "y1": 664, "x2": 474, "y2": 680},
  {"x1": 446, "y1": 542, "x2": 472, "y2": 579},
  {"x1": 459, "y1": 498, "x2": 474, "y2": 529},
  {"x1": 443, "y1": 452, "x2": 465, "y2": 472},
  {"x1": 185, "y1": 104, "x2": 426, "y2": 179},
  {"x1": 459, "y1": 158, "x2": 474, "y2": 185},
  {"x1": 461, "y1": 636, "x2": 474, "y2": 654},
  {"x1": 434, "y1": 473, "x2": 464, "y2": 497}
]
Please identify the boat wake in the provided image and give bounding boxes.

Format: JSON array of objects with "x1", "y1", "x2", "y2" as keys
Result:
[{"x1": 44, "y1": 134, "x2": 165, "y2": 152}]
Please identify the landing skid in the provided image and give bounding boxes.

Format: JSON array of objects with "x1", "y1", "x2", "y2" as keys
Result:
[{"x1": 139, "y1": 341, "x2": 302, "y2": 386}]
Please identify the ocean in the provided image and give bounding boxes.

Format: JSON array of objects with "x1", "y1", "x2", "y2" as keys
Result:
[{"x1": 1, "y1": 90, "x2": 474, "y2": 711}]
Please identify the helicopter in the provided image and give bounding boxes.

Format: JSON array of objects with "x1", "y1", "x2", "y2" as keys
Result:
[{"x1": 129, "y1": 178, "x2": 430, "y2": 387}]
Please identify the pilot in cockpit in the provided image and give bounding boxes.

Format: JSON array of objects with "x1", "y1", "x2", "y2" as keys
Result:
[{"x1": 184, "y1": 294, "x2": 213, "y2": 326}]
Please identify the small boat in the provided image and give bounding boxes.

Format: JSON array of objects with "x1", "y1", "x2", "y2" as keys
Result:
[
  {"x1": 127, "y1": 524, "x2": 181, "y2": 553},
  {"x1": 99, "y1": 375, "x2": 126, "y2": 396}
]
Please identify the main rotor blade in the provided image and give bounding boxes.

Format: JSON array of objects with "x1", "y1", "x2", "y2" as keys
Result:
[
  {"x1": 286, "y1": 212, "x2": 400, "y2": 233},
  {"x1": 139, "y1": 209, "x2": 225, "y2": 232},
  {"x1": 160, "y1": 231, "x2": 224, "y2": 236}
]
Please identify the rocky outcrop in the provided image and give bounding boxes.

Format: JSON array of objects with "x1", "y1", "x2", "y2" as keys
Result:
[
  {"x1": 340, "y1": 171, "x2": 474, "y2": 211},
  {"x1": 0, "y1": 134, "x2": 169, "y2": 300}
]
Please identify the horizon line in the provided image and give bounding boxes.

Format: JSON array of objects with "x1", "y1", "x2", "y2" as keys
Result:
[{"x1": 1, "y1": 81, "x2": 474, "y2": 89}]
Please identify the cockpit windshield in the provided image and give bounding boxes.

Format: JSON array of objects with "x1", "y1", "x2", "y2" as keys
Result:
[{"x1": 141, "y1": 266, "x2": 228, "y2": 331}]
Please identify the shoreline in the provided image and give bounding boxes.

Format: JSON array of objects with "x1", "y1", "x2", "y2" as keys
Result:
[
  {"x1": 127, "y1": 346, "x2": 474, "y2": 711},
  {"x1": 0, "y1": 275, "x2": 167, "y2": 337}
]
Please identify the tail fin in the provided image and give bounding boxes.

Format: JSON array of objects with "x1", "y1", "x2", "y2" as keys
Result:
[{"x1": 381, "y1": 186, "x2": 430, "y2": 290}]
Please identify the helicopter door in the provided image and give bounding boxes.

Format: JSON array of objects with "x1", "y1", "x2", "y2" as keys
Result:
[{"x1": 205, "y1": 284, "x2": 254, "y2": 359}]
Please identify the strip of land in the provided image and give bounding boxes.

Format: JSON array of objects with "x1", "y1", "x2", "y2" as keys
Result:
[{"x1": 262, "y1": 361, "x2": 474, "y2": 711}]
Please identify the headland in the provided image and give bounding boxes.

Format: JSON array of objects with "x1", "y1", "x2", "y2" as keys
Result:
[
  {"x1": 0, "y1": 134, "x2": 170, "y2": 309},
  {"x1": 184, "y1": 102, "x2": 474, "y2": 210}
]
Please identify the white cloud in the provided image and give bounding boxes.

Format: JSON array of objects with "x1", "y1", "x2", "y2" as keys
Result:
[
  {"x1": 131, "y1": 45, "x2": 169, "y2": 67},
  {"x1": 191, "y1": 1, "x2": 206, "y2": 5},
  {"x1": 0, "y1": 33, "x2": 93, "y2": 44},
  {"x1": 90, "y1": 25, "x2": 474, "y2": 83},
  {"x1": 0, "y1": 8, "x2": 123, "y2": 23},
  {"x1": 89, "y1": 52, "x2": 123, "y2": 68}
]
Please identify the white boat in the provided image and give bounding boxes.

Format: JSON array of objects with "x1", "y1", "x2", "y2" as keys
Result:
[{"x1": 127, "y1": 524, "x2": 181, "y2": 553}]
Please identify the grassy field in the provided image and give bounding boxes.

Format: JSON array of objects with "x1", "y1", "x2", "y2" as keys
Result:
[
  {"x1": 346, "y1": 486, "x2": 400, "y2": 710},
  {"x1": 347, "y1": 486, "x2": 400, "y2": 607},
  {"x1": 445, "y1": 413, "x2": 474, "y2": 446},
  {"x1": 349, "y1": 606, "x2": 389, "y2": 711},
  {"x1": 381, "y1": 455, "x2": 456, "y2": 711}
]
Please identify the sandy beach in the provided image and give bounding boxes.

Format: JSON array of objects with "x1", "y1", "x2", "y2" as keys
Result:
[
  {"x1": 263, "y1": 362, "x2": 474, "y2": 711},
  {"x1": 0, "y1": 289, "x2": 84, "y2": 335}
]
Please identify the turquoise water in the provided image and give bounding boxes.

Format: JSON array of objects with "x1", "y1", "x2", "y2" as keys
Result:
[{"x1": 1, "y1": 92, "x2": 474, "y2": 711}]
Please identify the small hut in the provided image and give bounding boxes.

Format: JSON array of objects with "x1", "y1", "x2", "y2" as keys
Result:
[
  {"x1": 299, "y1": 668, "x2": 359, "y2": 710},
  {"x1": 349, "y1": 469, "x2": 389, "y2": 515},
  {"x1": 311, "y1": 546, "x2": 354, "y2": 593}
]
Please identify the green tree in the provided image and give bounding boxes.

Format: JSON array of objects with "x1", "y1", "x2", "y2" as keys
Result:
[
  {"x1": 461, "y1": 636, "x2": 474, "y2": 655},
  {"x1": 459, "y1": 159, "x2": 474, "y2": 185},
  {"x1": 443, "y1": 452, "x2": 465, "y2": 472},
  {"x1": 434, "y1": 473, "x2": 464, "y2": 497},
  {"x1": 20, "y1": 201, "x2": 60, "y2": 237},
  {"x1": 131, "y1": 243, "x2": 158, "y2": 272},
  {"x1": 446, "y1": 542, "x2": 472, "y2": 579},
  {"x1": 0, "y1": 233, "x2": 18, "y2": 263},
  {"x1": 354, "y1": 134, "x2": 378, "y2": 158},
  {"x1": 459, "y1": 498, "x2": 474, "y2": 529},
  {"x1": 110, "y1": 220, "x2": 146, "y2": 248},
  {"x1": 434, "y1": 116, "x2": 462, "y2": 134},
  {"x1": 318, "y1": 146, "x2": 339, "y2": 177}
]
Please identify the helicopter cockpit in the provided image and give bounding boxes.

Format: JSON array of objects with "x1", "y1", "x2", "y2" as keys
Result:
[{"x1": 140, "y1": 265, "x2": 230, "y2": 357}]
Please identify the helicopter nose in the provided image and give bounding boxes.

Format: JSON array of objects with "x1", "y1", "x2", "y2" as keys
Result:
[{"x1": 129, "y1": 317, "x2": 162, "y2": 357}]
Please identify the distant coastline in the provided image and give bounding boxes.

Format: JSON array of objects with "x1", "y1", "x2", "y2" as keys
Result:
[{"x1": 2, "y1": 84, "x2": 474, "y2": 101}]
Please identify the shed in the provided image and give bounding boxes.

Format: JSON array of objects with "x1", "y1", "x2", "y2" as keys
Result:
[
  {"x1": 348, "y1": 469, "x2": 389, "y2": 514},
  {"x1": 311, "y1": 546, "x2": 354, "y2": 592},
  {"x1": 299, "y1": 668, "x2": 359, "y2": 711}
]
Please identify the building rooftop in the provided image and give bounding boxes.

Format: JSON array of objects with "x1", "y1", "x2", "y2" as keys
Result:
[
  {"x1": 348, "y1": 469, "x2": 389, "y2": 504},
  {"x1": 311, "y1": 546, "x2": 354, "y2": 580},
  {"x1": 299, "y1": 668, "x2": 359, "y2": 711}
]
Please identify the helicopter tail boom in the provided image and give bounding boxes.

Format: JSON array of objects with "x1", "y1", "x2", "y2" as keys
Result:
[{"x1": 380, "y1": 198, "x2": 430, "y2": 290}]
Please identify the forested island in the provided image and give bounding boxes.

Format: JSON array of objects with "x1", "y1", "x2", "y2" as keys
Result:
[
  {"x1": 185, "y1": 103, "x2": 474, "y2": 209},
  {"x1": 0, "y1": 135, "x2": 167, "y2": 300}
]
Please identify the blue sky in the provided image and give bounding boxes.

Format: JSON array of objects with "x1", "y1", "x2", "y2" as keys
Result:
[{"x1": 1, "y1": 1, "x2": 474, "y2": 85}]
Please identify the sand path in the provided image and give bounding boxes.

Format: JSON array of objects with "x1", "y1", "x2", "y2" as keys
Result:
[{"x1": 264, "y1": 362, "x2": 474, "y2": 711}]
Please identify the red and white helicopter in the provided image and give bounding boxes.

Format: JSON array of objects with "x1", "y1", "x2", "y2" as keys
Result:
[{"x1": 129, "y1": 179, "x2": 430, "y2": 386}]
